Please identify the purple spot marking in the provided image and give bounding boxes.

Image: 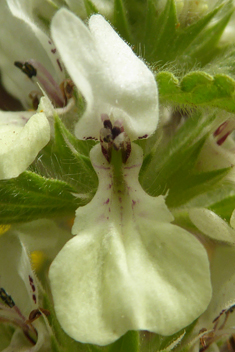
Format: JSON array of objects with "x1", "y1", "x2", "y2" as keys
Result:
[
  {"x1": 107, "y1": 217, "x2": 109, "y2": 220},
  {"x1": 57, "y1": 58, "x2": 63, "y2": 72},
  {"x1": 119, "y1": 197, "x2": 122, "y2": 203},
  {"x1": 124, "y1": 163, "x2": 142, "y2": 170},
  {"x1": 48, "y1": 40, "x2": 52, "y2": 44},
  {"x1": 51, "y1": 48, "x2": 56, "y2": 54},
  {"x1": 104, "y1": 198, "x2": 110, "y2": 204},
  {"x1": 132, "y1": 200, "x2": 136, "y2": 209},
  {"x1": 108, "y1": 184, "x2": 112, "y2": 189},
  {"x1": 109, "y1": 207, "x2": 111, "y2": 212},
  {"x1": 84, "y1": 136, "x2": 97, "y2": 140},
  {"x1": 29, "y1": 275, "x2": 36, "y2": 293},
  {"x1": 21, "y1": 115, "x2": 29, "y2": 122},
  {"x1": 138, "y1": 134, "x2": 148, "y2": 139},
  {"x1": 32, "y1": 294, "x2": 37, "y2": 304}
]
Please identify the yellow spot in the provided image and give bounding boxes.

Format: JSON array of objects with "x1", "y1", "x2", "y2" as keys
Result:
[
  {"x1": 40, "y1": 109, "x2": 43, "y2": 113},
  {"x1": 0, "y1": 225, "x2": 11, "y2": 235},
  {"x1": 31, "y1": 251, "x2": 46, "y2": 271}
]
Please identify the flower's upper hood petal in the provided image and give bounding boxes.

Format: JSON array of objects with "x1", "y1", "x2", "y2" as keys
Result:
[
  {"x1": 51, "y1": 9, "x2": 159, "y2": 140},
  {"x1": 49, "y1": 144, "x2": 212, "y2": 346},
  {"x1": 6, "y1": 0, "x2": 64, "y2": 82},
  {"x1": 0, "y1": 233, "x2": 38, "y2": 317},
  {"x1": 0, "y1": 1, "x2": 50, "y2": 106}
]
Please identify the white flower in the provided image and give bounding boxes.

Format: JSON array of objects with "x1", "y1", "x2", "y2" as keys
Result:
[
  {"x1": 196, "y1": 119, "x2": 235, "y2": 172},
  {"x1": 0, "y1": 0, "x2": 70, "y2": 180},
  {"x1": 189, "y1": 208, "x2": 235, "y2": 243},
  {"x1": 0, "y1": 97, "x2": 50, "y2": 180},
  {"x1": 47, "y1": 10, "x2": 212, "y2": 346},
  {"x1": 0, "y1": 232, "x2": 51, "y2": 351},
  {"x1": 49, "y1": 142, "x2": 212, "y2": 346},
  {"x1": 8, "y1": 218, "x2": 72, "y2": 260},
  {"x1": 188, "y1": 243, "x2": 235, "y2": 352},
  {"x1": 51, "y1": 9, "x2": 159, "y2": 141},
  {"x1": 1, "y1": 0, "x2": 64, "y2": 108}
]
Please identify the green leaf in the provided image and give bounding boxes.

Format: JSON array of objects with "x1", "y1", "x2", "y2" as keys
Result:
[
  {"x1": 108, "y1": 331, "x2": 139, "y2": 352},
  {"x1": 166, "y1": 167, "x2": 231, "y2": 208},
  {"x1": 185, "y1": 181, "x2": 235, "y2": 222},
  {"x1": 113, "y1": 0, "x2": 132, "y2": 43},
  {"x1": 0, "y1": 171, "x2": 88, "y2": 224},
  {"x1": 32, "y1": 115, "x2": 98, "y2": 194},
  {"x1": 187, "y1": 1, "x2": 234, "y2": 66},
  {"x1": 143, "y1": 0, "x2": 223, "y2": 65},
  {"x1": 84, "y1": 0, "x2": 99, "y2": 16},
  {"x1": 168, "y1": 5, "x2": 222, "y2": 62},
  {"x1": 156, "y1": 71, "x2": 180, "y2": 96},
  {"x1": 157, "y1": 71, "x2": 235, "y2": 112},
  {"x1": 144, "y1": 0, "x2": 178, "y2": 62},
  {"x1": 140, "y1": 111, "x2": 216, "y2": 199}
]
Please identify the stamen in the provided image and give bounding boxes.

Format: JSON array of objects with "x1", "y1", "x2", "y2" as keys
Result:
[
  {"x1": 28, "y1": 308, "x2": 50, "y2": 323},
  {"x1": 199, "y1": 304, "x2": 235, "y2": 352},
  {"x1": 14, "y1": 61, "x2": 37, "y2": 78},
  {"x1": 100, "y1": 116, "x2": 131, "y2": 163},
  {"x1": 29, "y1": 91, "x2": 43, "y2": 110},
  {"x1": 213, "y1": 120, "x2": 235, "y2": 146},
  {"x1": 60, "y1": 79, "x2": 75, "y2": 105},
  {"x1": 103, "y1": 119, "x2": 113, "y2": 130},
  {"x1": 14, "y1": 60, "x2": 66, "y2": 108},
  {"x1": 0, "y1": 288, "x2": 15, "y2": 308},
  {"x1": 0, "y1": 287, "x2": 38, "y2": 345}
]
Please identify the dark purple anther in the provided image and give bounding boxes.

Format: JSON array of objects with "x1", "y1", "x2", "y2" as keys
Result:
[
  {"x1": 15, "y1": 59, "x2": 66, "y2": 107},
  {"x1": 214, "y1": 120, "x2": 235, "y2": 146},
  {"x1": 103, "y1": 119, "x2": 112, "y2": 130}
]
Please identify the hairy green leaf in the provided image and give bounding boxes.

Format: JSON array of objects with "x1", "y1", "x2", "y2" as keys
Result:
[
  {"x1": 113, "y1": 0, "x2": 132, "y2": 43},
  {"x1": 140, "y1": 112, "x2": 218, "y2": 202},
  {"x1": 0, "y1": 171, "x2": 89, "y2": 224},
  {"x1": 142, "y1": 0, "x2": 226, "y2": 66},
  {"x1": 157, "y1": 71, "x2": 235, "y2": 112},
  {"x1": 32, "y1": 115, "x2": 98, "y2": 194}
]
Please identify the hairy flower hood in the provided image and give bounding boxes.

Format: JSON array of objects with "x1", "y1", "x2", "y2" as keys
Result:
[{"x1": 51, "y1": 9, "x2": 159, "y2": 141}]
